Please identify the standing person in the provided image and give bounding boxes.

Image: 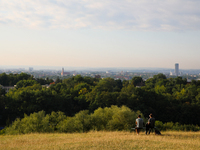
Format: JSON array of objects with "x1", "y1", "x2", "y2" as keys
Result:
[
  {"x1": 135, "y1": 115, "x2": 144, "y2": 135},
  {"x1": 146, "y1": 114, "x2": 155, "y2": 135}
]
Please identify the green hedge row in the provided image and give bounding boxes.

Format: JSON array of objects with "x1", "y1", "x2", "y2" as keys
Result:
[
  {"x1": 1, "y1": 105, "x2": 199, "y2": 135},
  {"x1": 155, "y1": 121, "x2": 200, "y2": 131},
  {"x1": 1, "y1": 106, "x2": 144, "y2": 135}
]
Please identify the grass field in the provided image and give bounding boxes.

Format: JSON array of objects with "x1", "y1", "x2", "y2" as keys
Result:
[{"x1": 0, "y1": 131, "x2": 200, "y2": 150}]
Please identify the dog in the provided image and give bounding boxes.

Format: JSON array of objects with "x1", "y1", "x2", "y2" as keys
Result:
[{"x1": 155, "y1": 129, "x2": 161, "y2": 135}]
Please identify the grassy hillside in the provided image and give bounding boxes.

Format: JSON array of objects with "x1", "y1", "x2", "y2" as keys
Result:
[{"x1": 0, "y1": 131, "x2": 200, "y2": 150}]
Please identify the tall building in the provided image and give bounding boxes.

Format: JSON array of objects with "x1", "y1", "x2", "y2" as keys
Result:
[
  {"x1": 29, "y1": 67, "x2": 33, "y2": 72},
  {"x1": 175, "y1": 63, "x2": 179, "y2": 76},
  {"x1": 61, "y1": 68, "x2": 70, "y2": 76},
  {"x1": 61, "y1": 68, "x2": 64, "y2": 76}
]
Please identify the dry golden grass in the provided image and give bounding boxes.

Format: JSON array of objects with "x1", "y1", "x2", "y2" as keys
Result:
[{"x1": 1, "y1": 131, "x2": 200, "y2": 150}]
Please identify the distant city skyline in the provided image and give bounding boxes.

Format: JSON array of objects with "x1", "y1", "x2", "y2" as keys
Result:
[
  {"x1": 1, "y1": 64, "x2": 199, "y2": 72},
  {"x1": 1, "y1": 1, "x2": 200, "y2": 69}
]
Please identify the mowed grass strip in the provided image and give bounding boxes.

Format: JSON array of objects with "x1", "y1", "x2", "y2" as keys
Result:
[{"x1": 0, "y1": 131, "x2": 200, "y2": 150}]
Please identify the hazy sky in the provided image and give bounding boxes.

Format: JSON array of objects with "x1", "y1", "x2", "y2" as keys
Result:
[{"x1": 1, "y1": 0, "x2": 200, "y2": 69}]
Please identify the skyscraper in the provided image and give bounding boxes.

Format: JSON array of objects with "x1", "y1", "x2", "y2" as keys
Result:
[
  {"x1": 175, "y1": 63, "x2": 179, "y2": 76},
  {"x1": 29, "y1": 67, "x2": 33, "y2": 72}
]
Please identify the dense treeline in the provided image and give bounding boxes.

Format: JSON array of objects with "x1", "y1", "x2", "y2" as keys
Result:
[
  {"x1": 1, "y1": 73, "x2": 200, "y2": 127},
  {"x1": 0, "y1": 72, "x2": 53, "y2": 86},
  {"x1": 0, "y1": 73, "x2": 32, "y2": 86}
]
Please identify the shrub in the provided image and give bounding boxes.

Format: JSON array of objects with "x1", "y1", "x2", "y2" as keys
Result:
[
  {"x1": 57, "y1": 117, "x2": 79, "y2": 133},
  {"x1": 155, "y1": 121, "x2": 163, "y2": 130},
  {"x1": 58, "y1": 106, "x2": 143, "y2": 132},
  {"x1": 57, "y1": 110, "x2": 90, "y2": 133},
  {"x1": 48, "y1": 111, "x2": 67, "y2": 131},
  {"x1": 155, "y1": 121, "x2": 200, "y2": 131},
  {"x1": 5, "y1": 118, "x2": 24, "y2": 134},
  {"x1": 106, "y1": 106, "x2": 138, "y2": 131},
  {"x1": 90, "y1": 106, "x2": 144, "y2": 131},
  {"x1": 3, "y1": 106, "x2": 147, "y2": 134},
  {"x1": 73, "y1": 110, "x2": 91, "y2": 132},
  {"x1": 5, "y1": 111, "x2": 67, "y2": 134},
  {"x1": 0, "y1": 128, "x2": 6, "y2": 135},
  {"x1": 90, "y1": 107, "x2": 114, "y2": 130},
  {"x1": 163, "y1": 122, "x2": 174, "y2": 131}
]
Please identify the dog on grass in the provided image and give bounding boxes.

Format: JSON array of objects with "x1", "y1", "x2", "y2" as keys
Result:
[{"x1": 155, "y1": 129, "x2": 161, "y2": 135}]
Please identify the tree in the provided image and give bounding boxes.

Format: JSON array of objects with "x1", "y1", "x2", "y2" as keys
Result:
[
  {"x1": 86, "y1": 78, "x2": 119, "y2": 111},
  {"x1": 55, "y1": 77, "x2": 62, "y2": 84},
  {"x1": 16, "y1": 80, "x2": 37, "y2": 89},
  {"x1": 153, "y1": 73, "x2": 167, "y2": 80},
  {"x1": 0, "y1": 73, "x2": 8, "y2": 86},
  {"x1": 131, "y1": 76, "x2": 144, "y2": 87}
]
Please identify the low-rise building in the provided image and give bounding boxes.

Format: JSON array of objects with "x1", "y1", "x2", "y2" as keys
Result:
[{"x1": 0, "y1": 85, "x2": 16, "y2": 93}]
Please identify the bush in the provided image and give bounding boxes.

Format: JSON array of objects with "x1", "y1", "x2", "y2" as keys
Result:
[
  {"x1": 155, "y1": 121, "x2": 163, "y2": 130},
  {"x1": 155, "y1": 121, "x2": 200, "y2": 131},
  {"x1": 57, "y1": 105, "x2": 144, "y2": 133},
  {"x1": 163, "y1": 122, "x2": 174, "y2": 131},
  {"x1": 5, "y1": 111, "x2": 67, "y2": 134},
  {"x1": 5, "y1": 118, "x2": 24, "y2": 134},
  {"x1": 0, "y1": 128, "x2": 6, "y2": 135},
  {"x1": 5, "y1": 105, "x2": 143, "y2": 134},
  {"x1": 106, "y1": 106, "x2": 140, "y2": 131},
  {"x1": 57, "y1": 117, "x2": 80, "y2": 133},
  {"x1": 3, "y1": 106, "x2": 164, "y2": 134},
  {"x1": 48, "y1": 111, "x2": 67, "y2": 131},
  {"x1": 57, "y1": 110, "x2": 91, "y2": 133},
  {"x1": 90, "y1": 107, "x2": 114, "y2": 130},
  {"x1": 90, "y1": 105, "x2": 145, "y2": 131},
  {"x1": 5, "y1": 111, "x2": 52, "y2": 134}
]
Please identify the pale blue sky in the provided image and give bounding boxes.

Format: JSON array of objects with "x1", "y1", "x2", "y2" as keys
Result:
[{"x1": 1, "y1": 0, "x2": 200, "y2": 69}]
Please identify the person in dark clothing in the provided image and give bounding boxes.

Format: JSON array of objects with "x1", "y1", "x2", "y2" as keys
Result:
[{"x1": 146, "y1": 114, "x2": 155, "y2": 135}]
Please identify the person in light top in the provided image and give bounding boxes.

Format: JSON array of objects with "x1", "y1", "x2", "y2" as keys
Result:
[{"x1": 135, "y1": 115, "x2": 144, "y2": 135}]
